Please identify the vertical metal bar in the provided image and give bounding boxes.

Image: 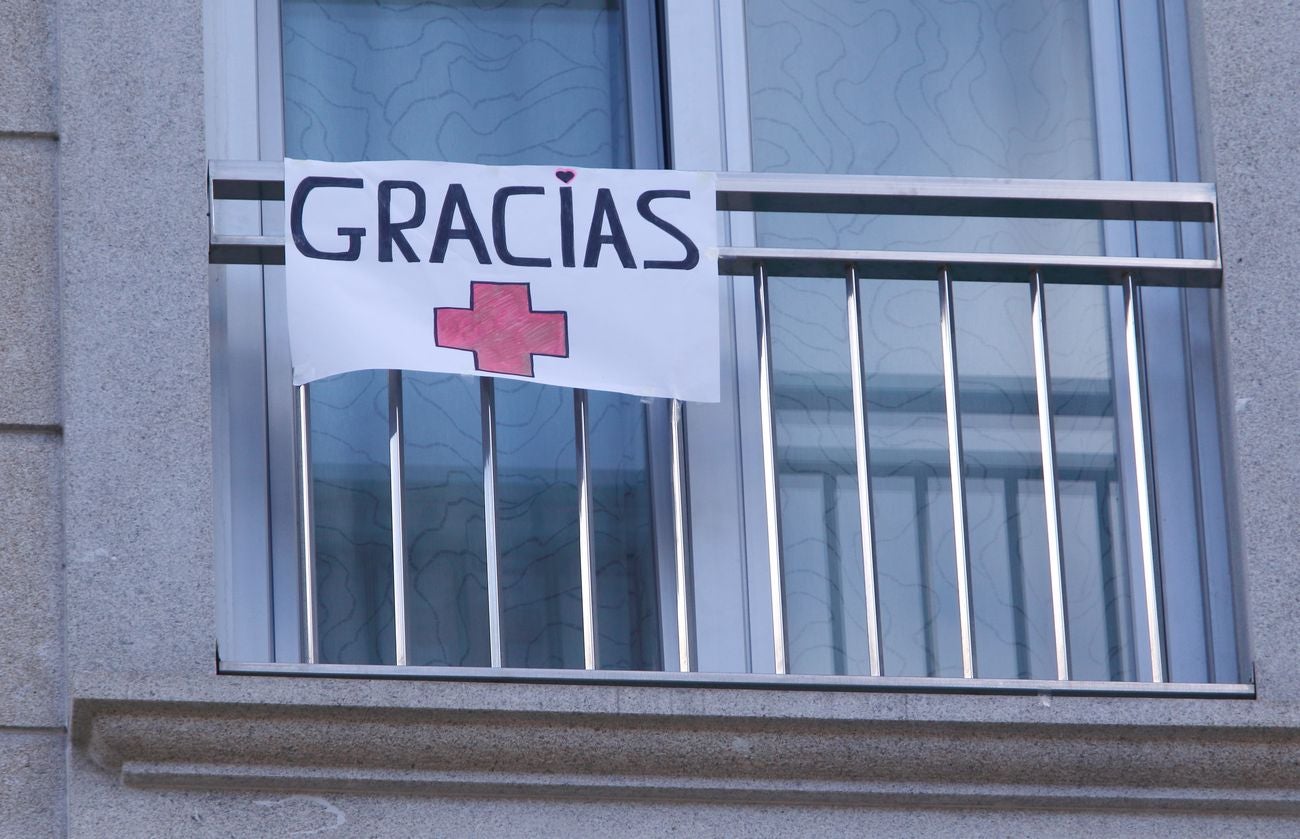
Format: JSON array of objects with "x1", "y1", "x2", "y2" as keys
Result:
[
  {"x1": 937, "y1": 267, "x2": 977, "y2": 679},
  {"x1": 670, "y1": 398, "x2": 695, "y2": 672},
  {"x1": 573, "y1": 389, "x2": 599, "y2": 670},
  {"x1": 295, "y1": 384, "x2": 319, "y2": 665},
  {"x1": 1123, "y1": 273, "x2": 1166, "y2": 683},
  {"x1": 845, "y1": 265, "x2": 883, "y2": 677},
  {"x1": 387, "y1": 370, "x2": 409, "y2": 666},
  {"x1": 480, "y1": 378, "x2": 504, "y2": 668},
  {"x1": 754, "y1": 263, "x2": 789, "y2": 675},
  {"x1": 1030, "y1": 272, "x2": 1071, "y2": 680}
]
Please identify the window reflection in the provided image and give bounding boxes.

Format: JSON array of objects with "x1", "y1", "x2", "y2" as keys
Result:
[
  {"x1": 284, "y1": 0, "x2": 659, "y2": 669},
  {"x1": 1047, "y1": 285, "x2": 1137, "y2": 681},
  {"x1": 861, "y1": 280, "x2": 963, "y2": 677}
]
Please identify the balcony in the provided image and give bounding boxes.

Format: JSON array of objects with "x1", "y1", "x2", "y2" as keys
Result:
[{"x1": 207, "y1": 161, "x2": 1245, "y2": 698}]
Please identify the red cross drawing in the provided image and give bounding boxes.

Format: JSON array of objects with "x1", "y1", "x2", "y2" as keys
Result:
[{"x1": 434, "y1": 282, "x2": 569, "y2": 377}]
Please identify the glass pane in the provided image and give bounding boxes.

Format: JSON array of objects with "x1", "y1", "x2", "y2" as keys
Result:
[
  {"x1": 952, "y1": 280, "x2": 1053, "y2": 680},
  {"x1": 1183, "y1": 288, "x2": 1239, "y2": 683},
  {"x1": 495, "y1": 381, "x2": 583, "y2": 668},
  {"x1": 769, "y1": 277, "x2": 868, "y2": 675},
  {"x1": 1047, "y1": 285, "x2": 1136, "y2": 681},
  {"x1": 588, "y1": 391, "x2": 662, "y2": 670},
  {"x1": 309, "y1": 371, "x2": 396, "y2": 665},
  {"x1": 745, "y1": 0, "x2": 1101, "y2": 255},
  {"x1": 860, "y1": 280, "x2": 961, "y2": 677},
  {"x1": 283, "y1": 0, "x2": 631, "y2": 166},
  {"x1": 402, "y1": 372, "x2": 489, "y2": 667},
  {"x1": 1143, "y1": 285, "x2": 1212, "y2": 683},
  {"x1": 746, "y1": 0, "x2": 1114, "y2": 680},
  {"x1": 283, "y1": 0, "x2": 658, "y2": 668}
]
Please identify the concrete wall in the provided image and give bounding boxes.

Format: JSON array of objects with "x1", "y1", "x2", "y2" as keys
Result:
[
  {"x1": 0, "y1": 1, "x2": 63, "y2": 837},
  {"x1": 1201, "y1": 0, "x2": 1300, "y2": 703},
  {"x1": 2, "y1": 0, "x2": 1300, "y2": 835}
]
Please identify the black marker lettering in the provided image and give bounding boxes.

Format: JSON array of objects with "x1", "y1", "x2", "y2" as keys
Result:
[
  {"x1": 430, "y1": 183, "x2": 491, "y2": 264},
  {"x1": 560, "y1": 186, "x2": 575, "y2": 268},
  {"x1": 290, "y1": 176, "x2": 366, "y2": 261},
  {"x1": 378, "y1": 180, "x2": 426, "y2": 263},
  {"x1": 492, "y1": 186, "x2": 551, "y2": 268},
  {"x1": 583, "y1": 188, "x2": 635, "y2": 269},
  {"x1": 637, "y1": 190, "x2": 699, "y2": 271}
]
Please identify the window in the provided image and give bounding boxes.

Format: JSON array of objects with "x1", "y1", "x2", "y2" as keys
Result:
[{"x1": 209, "y1": 0, "x2": 1244, "y2": 689}]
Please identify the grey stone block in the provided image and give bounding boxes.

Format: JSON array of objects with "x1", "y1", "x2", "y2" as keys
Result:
[
  {"x1": 57, "y1": 0, "x2": 214, "y2": 677},
  {"x1": 0, "y1": 431, "x2": 62, "y2": 727},
  {"x1": 64, "y1": 671, "x2": 1300, "y2": 815},
  {"x1": 0, "y1": 732, "x2": 62, "y2": 839},
  {"x1": 1201, "y1": 1, "x2": 1300, "y2": 700},
  {"x1": 61, "y1": 780, "x2": 1300, "y2": 838},
  {"x1": 0, "y1": 1, "x2": 55, "y2": 134},
  {"x1": 0, "y1": 137, "x2": 59, "y2": 427}
]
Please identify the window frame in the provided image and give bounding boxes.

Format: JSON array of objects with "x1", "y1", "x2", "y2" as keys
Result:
[
  {"x1": 664, "y1": 0, "x2": 1239, "y2": 680},
  {"x1": 208, "y1": 0, "x2": 1245, "y2": 688}
]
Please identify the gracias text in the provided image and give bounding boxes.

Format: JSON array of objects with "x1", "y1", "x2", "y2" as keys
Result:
[{"x1": 289, "y1": 175, "x2": 701, "y2": 271}]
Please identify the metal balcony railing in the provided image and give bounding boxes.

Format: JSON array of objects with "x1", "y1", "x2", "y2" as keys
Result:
[{"x1": 207, "y1": 160, "x2": 1248, "y2": 697}]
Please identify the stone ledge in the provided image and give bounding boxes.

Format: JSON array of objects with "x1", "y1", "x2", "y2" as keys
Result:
[
  {"x1": 71, "y1": 671, "x2": 1300, "y2": 812},
  {"x1": 118, "y1": 761, "x2": 1300, "y2": 814}
]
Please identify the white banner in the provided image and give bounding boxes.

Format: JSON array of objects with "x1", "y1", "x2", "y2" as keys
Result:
[{"x1": 284, "y1": 159, "x2": 720, "y2": 402}]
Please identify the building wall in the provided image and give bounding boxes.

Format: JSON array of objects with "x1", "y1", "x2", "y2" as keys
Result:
[
  {"x1": 0, "y1": 1, "x2": 63, "y2": 836},
  {"x1": 1203, "y1": 0, "x2": 1300, "y2": 703},
  {"x1": 1, "y1": 0, "x2": 1299, "y2": 835}
]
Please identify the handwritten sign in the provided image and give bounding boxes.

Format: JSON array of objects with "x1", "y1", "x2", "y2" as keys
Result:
[{"x1": 284, "y1": 159, "x2": 720, "y2": 402}]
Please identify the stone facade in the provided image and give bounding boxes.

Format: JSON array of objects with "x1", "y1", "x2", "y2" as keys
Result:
[{"x1": 2, "y1": 0, "x2": 1300, "y2": 835}]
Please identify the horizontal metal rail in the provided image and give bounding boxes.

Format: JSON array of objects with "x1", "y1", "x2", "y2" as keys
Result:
[
  {"x1": 715, "y1": 171, "x2": 1217, "y2": 222},
  {"x1": 219, "y1": 660, "x2": 1254, "y2": 699},
  {"x1": 209, "y1": 234, "x2": 1222, "y2": 288},
  {"x1": 210, "y1": 159, "x2": 1217, "y2": 221},
  {"x1": 718, "y1": 249, "x2": 1221, "y2": 286},
  {"x1": 208, "y1": 161, "x2": 1223, "y2": 288},
  {"x1": 211, "y1": 234, "x2": 284, "y2": 266}
]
